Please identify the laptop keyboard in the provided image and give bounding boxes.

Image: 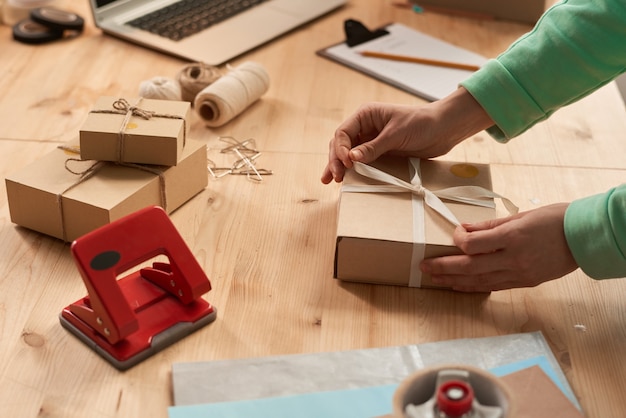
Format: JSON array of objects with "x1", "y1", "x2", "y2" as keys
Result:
[{"x1": 127, "y1": 0, "x2": 269, "y2": 41}]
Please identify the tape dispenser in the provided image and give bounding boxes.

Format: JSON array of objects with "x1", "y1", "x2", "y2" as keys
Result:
[{"x1": 393, "y1": 365, "x2": 514, "y2": 418}]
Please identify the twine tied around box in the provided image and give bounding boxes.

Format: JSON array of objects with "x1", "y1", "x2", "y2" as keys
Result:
[
  {"x1": 89, "y1": 97, "x2": 187, "y2": 163},
  {"x1": 56, "y1": 144, "x2": 168, "y2": 242},
  {"x1": 341, "y1": 159, "x2": 518, "y2": 287}
]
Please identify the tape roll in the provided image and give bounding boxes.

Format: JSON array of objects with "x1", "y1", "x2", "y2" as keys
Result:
[
  {"x1": 12, "y1": 17, "x2": 63, "y2": 44},
  {"x1": 30, "y1": 6, "x2": 83, "y2": 31},
  {"x1": 392, "y1": 364, "x2": 515, "y2": 418}
]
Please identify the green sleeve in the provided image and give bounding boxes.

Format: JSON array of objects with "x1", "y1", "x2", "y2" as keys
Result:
[
  {"x1": 460, "y1": 0, "x2": 626, "y2": 141},
  {"x1": 458, "y1": 0, "x2": 626, "y2": 279},
  {"x1": 565, "y1": 186, "x2": 626, "y2": 279}
]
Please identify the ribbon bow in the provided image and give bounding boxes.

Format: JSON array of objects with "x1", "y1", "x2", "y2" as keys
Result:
[
  {"x1": 341, "y1": 159, "x2": 517, "y2": 287},
  {"x1": 111, "y1": 98, "x2": 156, "y2": 120},
  {"x1": 343, "y1": 160, "x2": 518, "y2": 226}
]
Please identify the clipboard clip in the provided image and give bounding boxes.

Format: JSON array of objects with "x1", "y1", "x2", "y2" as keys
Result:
[
  {"x1": 59, "y1": 206, "x2": 217, "y2": 370},
  {"x1": 344, "y1": 19, "x2": 389, "y2": 47}
]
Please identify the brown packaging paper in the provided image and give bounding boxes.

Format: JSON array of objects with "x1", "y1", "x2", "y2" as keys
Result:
[
  {"x1": 79, "y1": 96, "x2": 191, "y2": 166},
  {"x1": 500, "y1": 366, "x2": 584, "y2": 418},
  {"x1": 334, "y1": 156, "x2": 496, "y2": 289},
  {"x1": 5, "y1": 139, "x2": 207, "y2": 242}
]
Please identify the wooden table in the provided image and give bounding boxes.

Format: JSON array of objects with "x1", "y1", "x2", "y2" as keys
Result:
[{"x1": 1, "y1": 1, "x2": 625, "y2": 417}]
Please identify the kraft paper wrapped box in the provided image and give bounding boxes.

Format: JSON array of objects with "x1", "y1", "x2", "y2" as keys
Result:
[
  {"x1": 334, "y1": 156, "x2": 498, "y2": 289},
  {"x1": 79, "y1": 96, "x2": 191, "y2": 166},
  {"x1": 5, "y1": 139, "x2": 207, "y2": 242}
]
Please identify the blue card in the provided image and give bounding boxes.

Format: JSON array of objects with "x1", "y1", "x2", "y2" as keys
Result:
[{"x1": 168, "y1": 355, "x2": 571, "y2": 418}]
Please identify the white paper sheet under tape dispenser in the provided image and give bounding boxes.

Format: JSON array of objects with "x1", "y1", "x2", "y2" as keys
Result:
[{"x1": 392, "y1": 364, "x2": 514, "y2": 418}]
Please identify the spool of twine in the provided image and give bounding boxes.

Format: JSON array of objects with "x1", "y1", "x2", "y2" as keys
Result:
[
  {"x1": 177, "y1": 62, "x2": 222, "y2": 102},
  {"x1": 138, "y1": 76, "x2": 182, "y2": 101},
  {"x1": 194, "y1": 61, "x2": 270, "y2": 128}
]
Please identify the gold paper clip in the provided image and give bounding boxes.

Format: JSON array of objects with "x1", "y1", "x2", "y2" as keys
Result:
[
  {"x1": 208, "y1": 137, "x2": 273, "y2": 181},
  {"x1": 219, "y1": 136, "x2": 258, "y2": 154}
]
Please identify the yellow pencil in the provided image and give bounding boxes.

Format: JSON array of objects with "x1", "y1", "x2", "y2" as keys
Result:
[{"x1": 359, "y1": 50, "x2": 481, "y2": 72}]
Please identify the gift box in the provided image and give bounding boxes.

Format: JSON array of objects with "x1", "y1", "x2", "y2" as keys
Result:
[
  {"x1": 334, "y1": 156, "x2": 501, "y2": 289},
  {"x1": 79, "y1": 96, "x2": 191, "y2": 166},
  {"x1": 5, "y1": 139, "x2": 208, "y2": 242}
]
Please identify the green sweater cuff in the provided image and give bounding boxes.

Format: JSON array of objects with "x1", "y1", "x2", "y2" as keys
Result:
[
  {"x1": 565, "y1": 189, "x2": 626, "y2": 279},
  {"x1": 460, "y1": 0, "x2": 626, "y2": 142},
  {"x1": 460, "y1": 60, "x2": 548, "y2": 142}
]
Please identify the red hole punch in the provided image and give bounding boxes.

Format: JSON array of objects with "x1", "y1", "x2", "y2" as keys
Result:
[{"x1": 59, "y1": 206, "x2": 216, "y2": 370}]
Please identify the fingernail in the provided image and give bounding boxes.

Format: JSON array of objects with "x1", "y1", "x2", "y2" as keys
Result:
[
  {"x1": 350, "y1": 148, "x2": 363, "y2": 160},
  {"x1": 420, "y1": 262, "x2": 431, "y2": 274}
]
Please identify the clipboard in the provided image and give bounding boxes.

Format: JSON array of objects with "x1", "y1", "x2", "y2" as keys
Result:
[{"x1": 316, "y1": 19, "x2": 488, "y2": 101}]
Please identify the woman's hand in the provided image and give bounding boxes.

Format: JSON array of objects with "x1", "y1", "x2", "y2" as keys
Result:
[
  {"x1": 321, "y1": 87, "x2": 494, "y2": 184},
  {"x1": 420, "y1": 203, "x2": 579, "y2": 292}
]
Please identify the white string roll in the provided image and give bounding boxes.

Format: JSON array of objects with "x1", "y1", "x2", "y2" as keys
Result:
[
  {"x1": 194, "y1": 61, "x2": 269, "y2": 127},
  {"x1": 138, "y1": 76, "x2": 182, "y2": 101}
]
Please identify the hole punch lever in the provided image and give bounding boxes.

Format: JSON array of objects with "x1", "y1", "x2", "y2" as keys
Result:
[{"x1": 59, "y1": 206, "x2": 216, "y2": 370}]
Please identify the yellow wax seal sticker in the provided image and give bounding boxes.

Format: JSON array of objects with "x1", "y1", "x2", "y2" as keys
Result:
[
  {"x1": 126, "y1": 122, "x2": 138, "y2": 130},
  {"x1": 450, "y1": 163, "x2": 479, "y2": 178}
]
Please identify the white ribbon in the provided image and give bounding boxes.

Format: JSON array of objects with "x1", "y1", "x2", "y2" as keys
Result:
[{"x1": 341, "y1": 159, "x2": 518, "y2": 287}]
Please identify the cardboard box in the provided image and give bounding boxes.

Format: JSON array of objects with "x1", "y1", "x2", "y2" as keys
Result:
[
  {"x1": 5, "y1": 139, "x2": 208, "y2": 242},
  {"x1": 334, "y1": 156, "x2": 496, "y2": 288},
  {"x1": 413, "y1": 0, "x2": 546, "y2": 24},
  {"x1": 80, "y1": 96, "x2": 191, "y2": 166}
]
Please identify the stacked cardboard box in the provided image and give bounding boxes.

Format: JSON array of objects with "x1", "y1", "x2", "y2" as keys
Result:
[{"x1": 5, "y1": 96, "x2": 208, "y2": 242}]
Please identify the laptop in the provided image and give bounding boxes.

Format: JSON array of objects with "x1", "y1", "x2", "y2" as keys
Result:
[{"x1": 89, "y1": 0, "x2": 347, "y2": 65}]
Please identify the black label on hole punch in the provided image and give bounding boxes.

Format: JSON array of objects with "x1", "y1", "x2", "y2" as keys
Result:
[{"x1": 90, "y1": 251, "x2": 122, "y2": 271}]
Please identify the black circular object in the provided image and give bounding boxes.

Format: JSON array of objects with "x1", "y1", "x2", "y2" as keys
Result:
[
  {"x1": 12, "y1": 19, "x2": 64, "y2": 45},
  {"x1": 30, "y1": 7, "x2": 85, "y2": 32},
  {"x1": 90, "y1": 250, "x2": 122, "y2": 271}
]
